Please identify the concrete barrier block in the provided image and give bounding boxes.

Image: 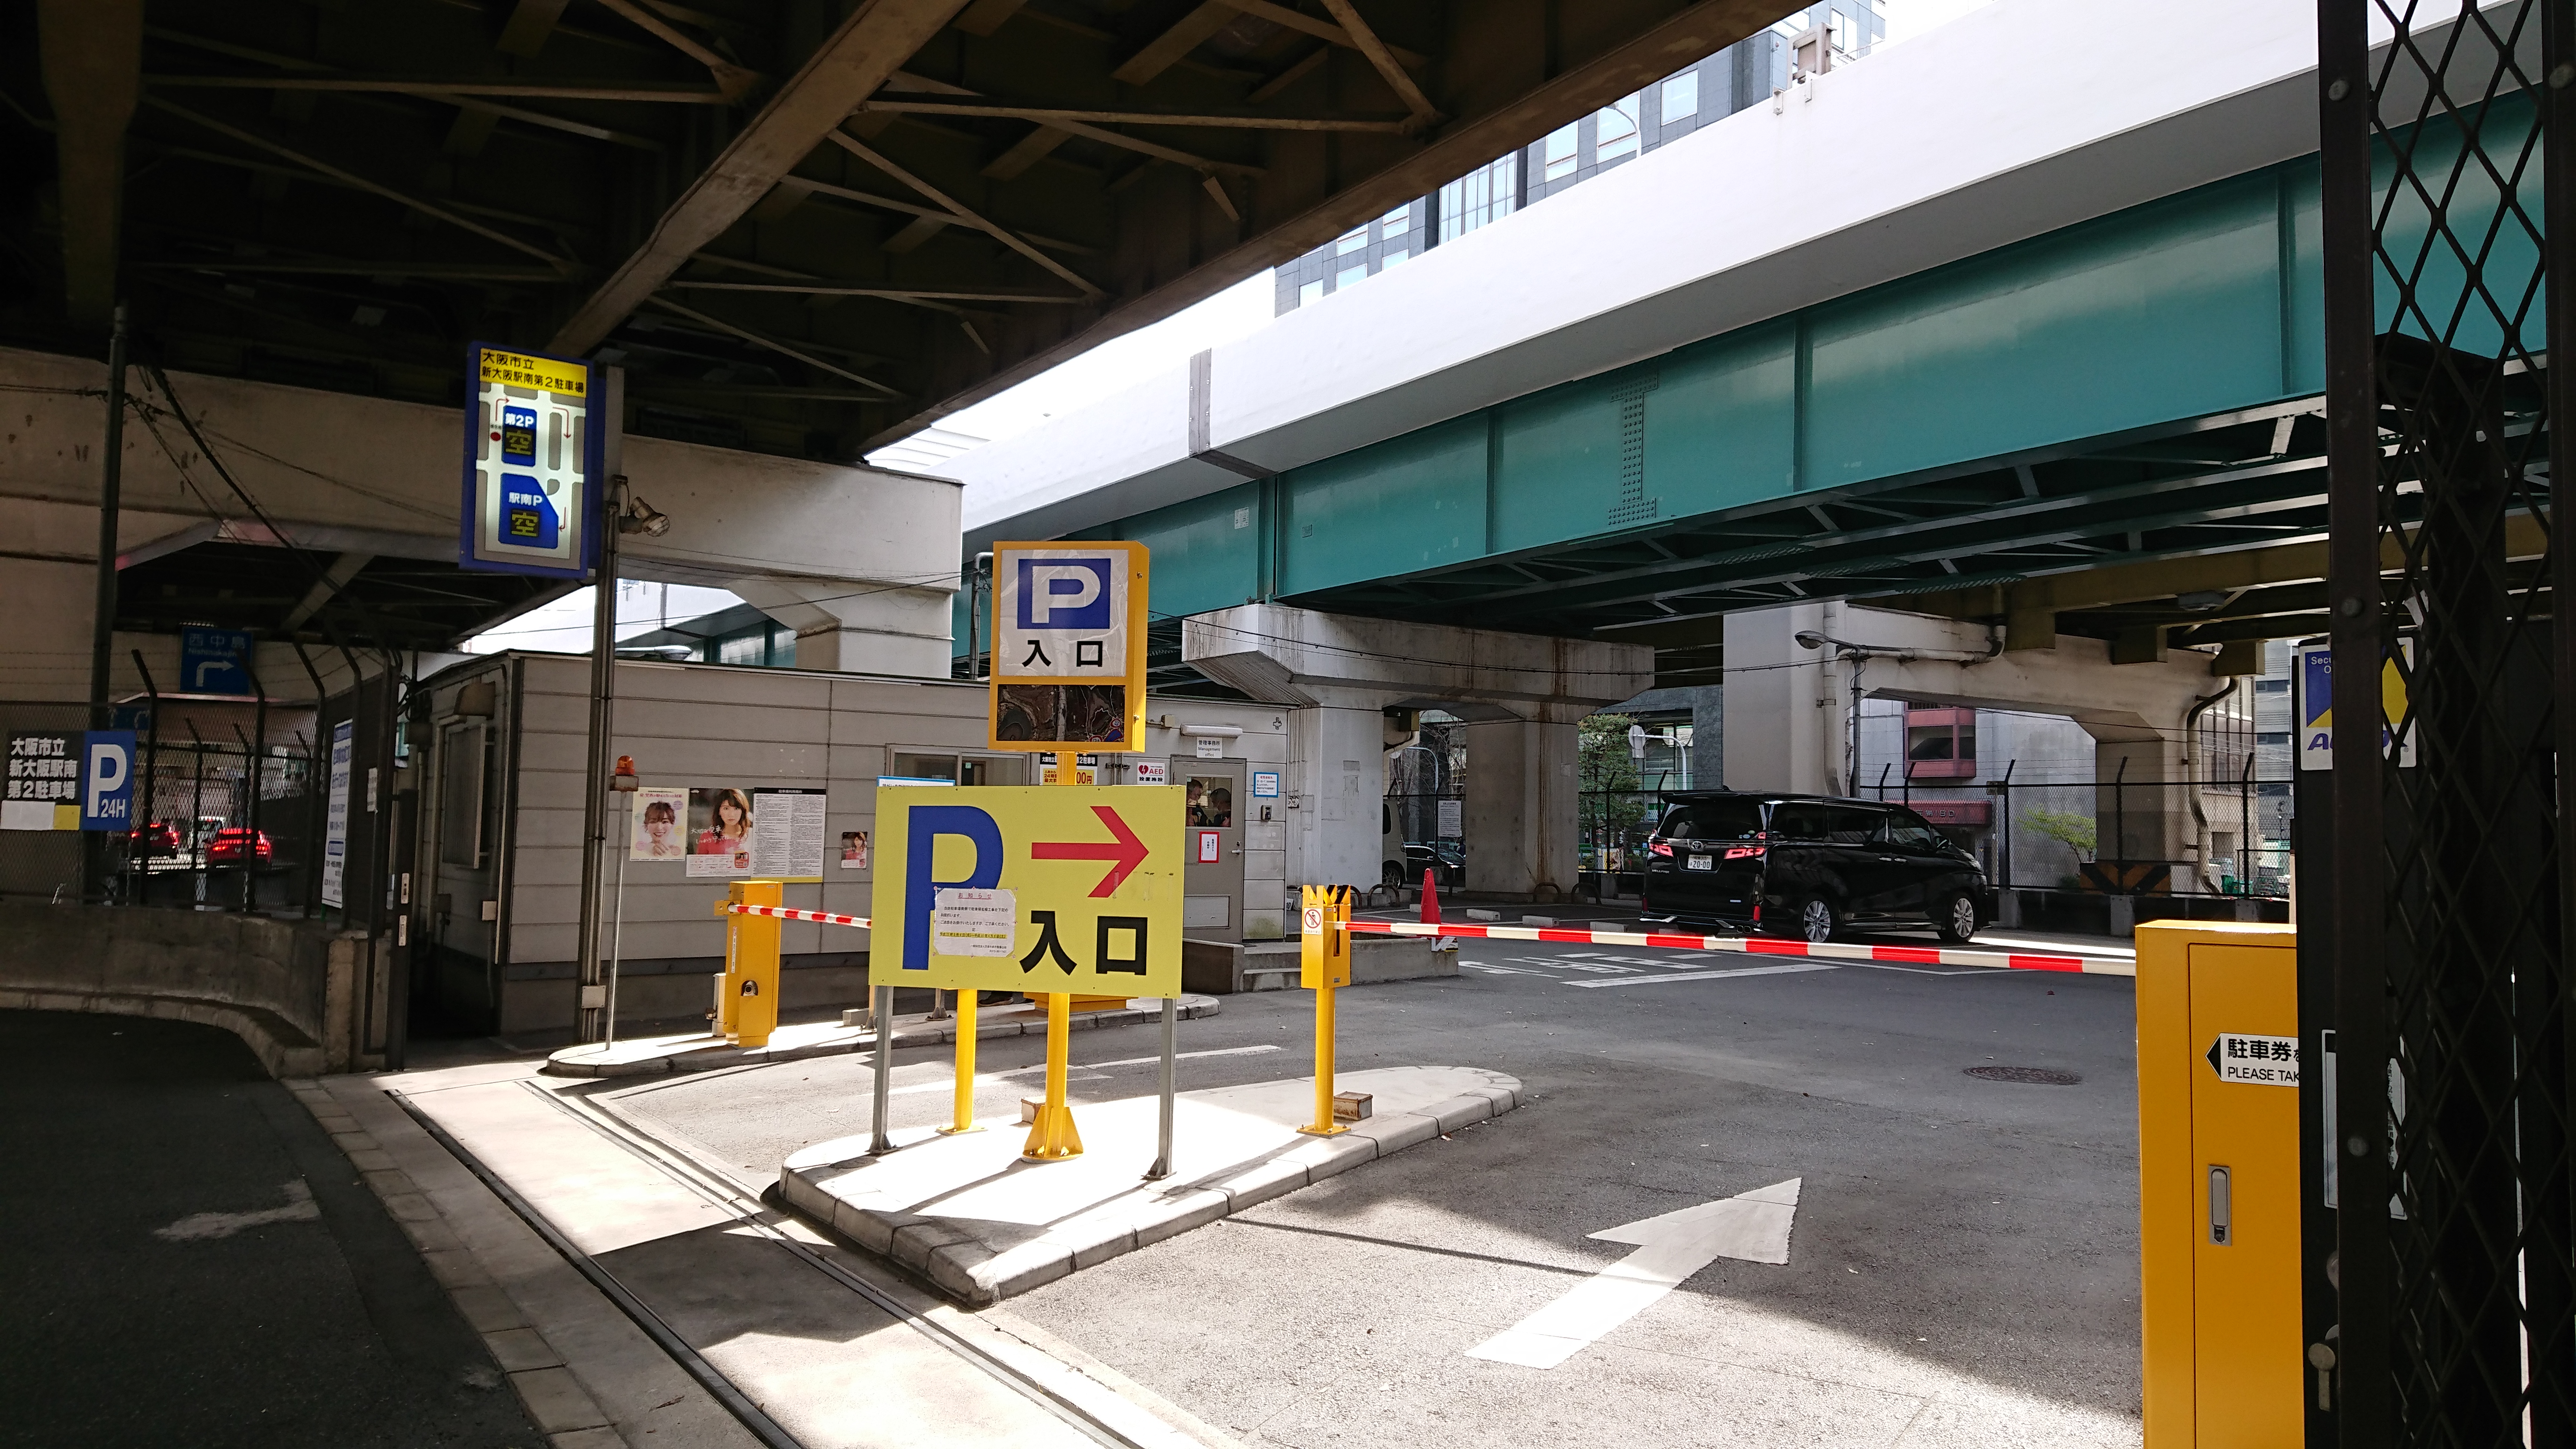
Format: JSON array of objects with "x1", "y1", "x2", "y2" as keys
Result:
[{"x1": 1463, "y1": 909, "x2": 1502, "y2": 922}]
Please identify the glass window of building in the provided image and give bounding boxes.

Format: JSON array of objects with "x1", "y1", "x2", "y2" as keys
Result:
[
  {"x1": 1297, "y1": 278, "x2": 1324, "y2": 306},
  {"x1": 1334, "y1": 263, "x2": 1368, "y2": 291},
  {"x1": 1334, "y1": 227, "x2": 1367, "y2": 255},
  {"x1": 1661, "y1": 70, "x2": 1699, "y2": 123},
  {"x1": 1380, "y1": 248, "x2": 1409, "y2": 270},
  {"x1": 1595, "y1": 95, "x2": 1641, "y2": 163},
  {"x1": 1542, "y1": 123, "x2": 1578, "y2": 181},
  {"x1": 1379, "y1": 204, "x2": 1410, "y2": 237},
  {"x1": 718, "y1": 633, "x2": 766, "y2": 665},
  {"x1": 1438, "y1": 154, "x2": 1517, "y2": 241}
]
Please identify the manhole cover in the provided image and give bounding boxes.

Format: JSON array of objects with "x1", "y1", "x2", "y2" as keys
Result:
[{"x1": 1964, "y1": 1065, "x2": 2083, "y2": 1086}]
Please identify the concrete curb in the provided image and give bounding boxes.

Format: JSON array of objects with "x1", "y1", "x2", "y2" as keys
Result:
[
  {"x1": 541, "y1": 995, "x2": 1223, "y2": 1078},
  {"x1": 1, "y1": 987, "x2": 324, "y2": 1077},
  {"x1": 780, "y1": 1068, "x2": 1526, "y2": 1308}
]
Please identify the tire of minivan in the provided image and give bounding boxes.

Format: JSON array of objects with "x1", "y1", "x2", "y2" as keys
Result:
[
  {"x1": 1792, "y1": 896, "x2": 1838, "y2": 943},
  {"x1": 1932, "y1": 890, "x2": 1979, "y2": 944}
]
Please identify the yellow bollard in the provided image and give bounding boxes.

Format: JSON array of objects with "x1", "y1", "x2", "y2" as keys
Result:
[
  {"x1": 1022, "y1": 991, "x2": 1084, "y2": 1158},
  {"x1": 940, "y1": 990, "x2": 982, "y2": 1135},
  {"x1": 719, "y1": 879, "x2": 783, "y2": 1048},
  {"x1": 1017, "y1": 750, "x2": 1087, "y2": 1158},
  {"x1": 1298, "y1": 884, "x2": 1354, "y2": 1136}
]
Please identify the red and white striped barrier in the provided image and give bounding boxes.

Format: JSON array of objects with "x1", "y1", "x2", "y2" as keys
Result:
[
  {"x1": 1344, "y1": 919, "x2": 2133, "y2": 977},
  {"x1": 724, "y1": 903, "x2": 872, "y2": 929}
]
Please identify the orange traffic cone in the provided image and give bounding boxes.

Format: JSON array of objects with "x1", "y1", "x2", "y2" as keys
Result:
[{"x1": 1420, "y1": 867, "x2": 1442, "y2": 926}]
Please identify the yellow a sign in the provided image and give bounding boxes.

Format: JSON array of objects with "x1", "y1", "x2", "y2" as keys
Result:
[{"x1": 869, "y1": 786, "x2": 1182, "y2": 995}]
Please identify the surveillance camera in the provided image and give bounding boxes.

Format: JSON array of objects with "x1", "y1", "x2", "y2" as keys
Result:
[
  {"x1": 1793, "y1": 630, "x2": 1827, "y2": 651},
  {"x1": 621, "y1": 495, "x2": 672, "y2": 537}
]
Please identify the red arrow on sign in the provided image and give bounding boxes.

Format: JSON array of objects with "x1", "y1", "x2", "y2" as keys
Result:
[{"x1": 1032, "y1": 805, "x2": 1150, "y2": 896}]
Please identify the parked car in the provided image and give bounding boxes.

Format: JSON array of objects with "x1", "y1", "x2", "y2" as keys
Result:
[
  {"x1": 126, "y1": 821, "x2": 182, "y2": 859},
  {"x1": 1398, "y1": 840, "x2": 1465, "y2": 888},
  {"x1": 1639, "y1": 791, "x2": 1995, "y2": 943},
  {"x1": 205, "y1": 827, "x2": 273, "y2": 866}
]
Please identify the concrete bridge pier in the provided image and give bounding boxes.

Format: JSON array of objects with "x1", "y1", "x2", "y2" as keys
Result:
[{"x1": 1183, "y1": 606, "x2": 1651, "y2": 902}]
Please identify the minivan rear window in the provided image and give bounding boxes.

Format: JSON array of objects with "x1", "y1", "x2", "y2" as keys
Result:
[{"x1": 1660, "y1": 798, "x2": 1764, "y2": 841}]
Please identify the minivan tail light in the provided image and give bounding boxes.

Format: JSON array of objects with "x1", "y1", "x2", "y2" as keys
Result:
[
  {"x1": 1649, "y1": 840, "x2": 1673, "y2": 858},
  {"x1": 1724, "y1": 845, "x2": 1765, "y2": 860}
]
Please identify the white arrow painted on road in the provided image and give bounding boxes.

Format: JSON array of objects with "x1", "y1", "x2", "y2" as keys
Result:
[{"x1": 1465, "y1": 1178, "x2": 1801, "y2": 1369}]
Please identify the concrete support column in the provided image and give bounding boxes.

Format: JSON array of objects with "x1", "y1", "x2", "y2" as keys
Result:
[
  {"x1": 728, "y1": 575, "x2": 953, "y2": 678},
  {"x1": 1288, "y1": 700, "x2": 1391, "y2": 891},
  {"x1": 2088, "y1": 732, "x2": 2193, "y2": 888},
  {"x1": 1464, "y1": 708, "x2": 1583, "y2": 900},
  {"x1": 1720, "y1": 601, "x2": 1846, "y2": 794}
]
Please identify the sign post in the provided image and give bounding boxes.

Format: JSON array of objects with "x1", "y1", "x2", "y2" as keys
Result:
[{"x1": 868, "y1": 785, "x2": 1182, "y2": 1162}]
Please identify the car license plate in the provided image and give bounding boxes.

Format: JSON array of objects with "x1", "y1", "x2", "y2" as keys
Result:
[{"x1": 1687, "y1": 854, "x2": 1713, "y2": 871}]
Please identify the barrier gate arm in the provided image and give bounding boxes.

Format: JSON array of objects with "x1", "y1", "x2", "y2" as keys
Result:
[{"x1": 1339, "y1": 919, "x2": 2136, "y2": 977}]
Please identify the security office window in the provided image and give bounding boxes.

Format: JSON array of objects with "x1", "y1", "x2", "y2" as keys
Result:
[
  {"x1": 1661, "y1": 70, "x2": 1699, "y2": 123},
  {"x1": 1542, "y1": 123, "x2": 1579, "y2": 181},
  {"x1": 887, "y1": 750, "x2": 1025, "y2": 785},
  {"x1": 1596, "y1": 95, "x2": 1641, "y2": 164}
]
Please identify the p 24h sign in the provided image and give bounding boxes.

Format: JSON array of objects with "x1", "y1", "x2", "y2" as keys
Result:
[
  {"x1": 869, "y1": 785, "x2": 1181, "y2": 996},
  {"x1": 988, "y1": 541, "x2": 1148, "y2": 754},
  {"x1": 2, "y1": 731, "x2": 137, "y2": 833}
]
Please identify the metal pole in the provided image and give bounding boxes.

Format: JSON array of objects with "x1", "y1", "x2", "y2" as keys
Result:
[
  {"x1": 576, "y1": 366, "x2": 627, "y2": 1044},
  {"x1": 868, "y1": 984, "x2": 895, "y2": 1154},
  {"x1": 941, "y1": 991, "x2": 980, "y2": 1135},
  {"x1": 84, "y1": 307, "x2": 129, "y2": 903},
  {"x1": 1144, "y1": 995, "x2": 1177, "y2": 1180},
  {"x1": 607, "y1": 789, "x2": 631, "y2": 1045},
  {"x1": 187, "y1": 725, "x2": 205, "y2": 906},
  {"x1": 241, "y1": 653, "x2": 268, "y2": 914},
  {"x1": 130, "y1": 649, "x2": 160, "y2": 908}
]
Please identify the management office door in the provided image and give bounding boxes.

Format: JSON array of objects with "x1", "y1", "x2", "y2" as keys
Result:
[{"x1": 1178, "y1": 757, "x2": 1245, "y2": 943}]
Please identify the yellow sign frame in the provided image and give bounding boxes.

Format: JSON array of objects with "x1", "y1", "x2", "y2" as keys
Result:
[
  {"x1": 987, "y1": 540, "x2": 1149, "y2": 755},
  {"x1": 867, "y1": 785, "x2": 1182, "y2": 995}
]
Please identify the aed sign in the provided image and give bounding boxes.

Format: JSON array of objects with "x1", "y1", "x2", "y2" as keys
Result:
[
  {"x1": 461, "y1": 342, "x2": 595, "y2": 579},
  {"x1": 988, "y1": 540, "x2": 1148, "y2": 754},
  {"x1": 2294, "y1": 641, "x2": 2414, "y2": 771},
  {"x1": 2207, "y1": 1032, "x2": 2300, "y2": 1087},
  {"x1": 869, "y1": 786, "x2": 1182, "y2": 995},
  {"x1": 1, "y1": 730, "x2": 135, "y2": 832}
]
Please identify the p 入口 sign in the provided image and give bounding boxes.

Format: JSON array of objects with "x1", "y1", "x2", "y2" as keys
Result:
[{"x1": 988, "y1": 541, "x2": 1148, "y2": 754}]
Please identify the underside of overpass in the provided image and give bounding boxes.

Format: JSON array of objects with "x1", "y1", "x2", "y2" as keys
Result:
[{"x1": 6, "y1": 0, "x2": 1801, "y2": 467}]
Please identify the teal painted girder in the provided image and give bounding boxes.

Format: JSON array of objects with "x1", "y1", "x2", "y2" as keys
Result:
[{"x1": 966, "y1": 98, "x2": 2541, "y2": 660}]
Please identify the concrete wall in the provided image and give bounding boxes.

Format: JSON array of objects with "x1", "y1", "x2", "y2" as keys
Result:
[
  {"x1": 0, "y1": 904, "x2": 387, "y2": 1076},
  {"x1": 0, "y1": 345, "x2": 959, "y2": 702}
]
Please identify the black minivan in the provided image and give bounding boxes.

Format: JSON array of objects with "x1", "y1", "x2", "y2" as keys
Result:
[{"x1": 1638, "y1": 791, "x2": 1996, "y2": 943}]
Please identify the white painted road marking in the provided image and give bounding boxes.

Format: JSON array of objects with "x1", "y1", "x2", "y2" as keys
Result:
[
  {"x1": 1568, "y1": 963, "x2": 1840, "y2": 988},
  {"x1": 1466, "y1": 1178, "x2": 1803, "y2": 1369},
  {"x1": 154, "y1": 1180, "x2": 320, "y2": 1241}
]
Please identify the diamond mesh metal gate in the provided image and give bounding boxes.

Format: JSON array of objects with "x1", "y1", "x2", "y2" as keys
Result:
[{"x1": 2318, "y1": 0, "x2": 2576, "y2": 1441}]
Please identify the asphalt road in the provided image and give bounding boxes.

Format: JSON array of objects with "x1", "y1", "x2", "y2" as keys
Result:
[
  {"x1": 614, "y1": 931, "x2": 2144, "y2": 1449},
  {"x1": 0, "y1": 1011, "x2": 546, "y2": 1449}
]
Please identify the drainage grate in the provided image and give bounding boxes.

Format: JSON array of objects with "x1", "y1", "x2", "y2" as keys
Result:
[{"x1": 1963, "y1": 1066, "x2": 2081, "y2": 1086}]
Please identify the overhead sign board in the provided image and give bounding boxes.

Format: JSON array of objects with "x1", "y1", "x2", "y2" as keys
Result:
[
  {"x1": 869, "y1": 785, "x2": 1181, "y2": 995},
  {"x1": 461, "y1": 342, "x2": 596, "y2": 579},
  {"x1": 2, "y1": 730, "x2": 135, "y2": 832},
  {"x1": 179, "y1": 626, "x2": 257, "y2": 696},
  {"x1": 988, "y1": 541, "x2": 1148, "y2": 754}
]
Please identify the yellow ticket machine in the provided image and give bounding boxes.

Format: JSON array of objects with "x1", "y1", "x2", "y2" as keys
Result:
[
  {"x1": 2137, "y1": 920, "x2": 2302, "y2": 1447},
  {"x1": 716, "y1": 878, "x2": 782, "y2": 1048}
]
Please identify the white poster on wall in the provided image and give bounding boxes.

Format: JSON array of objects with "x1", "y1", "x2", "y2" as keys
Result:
[
  {"x1": 752, "y1": 789, "x2": 827, "y2": 882},
  {"x1": 629, "y1": 786, "x2": 687, "y2": 861},
  {"x1": 321, "y1": 720, "x2": 353, "y2": 907}
]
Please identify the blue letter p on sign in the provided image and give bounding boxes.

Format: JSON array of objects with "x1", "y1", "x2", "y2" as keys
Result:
[{"x1": 81, "y1": 730, "x2": 136, "y2": 831}]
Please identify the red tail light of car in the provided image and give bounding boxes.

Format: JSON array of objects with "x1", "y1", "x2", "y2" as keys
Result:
[{"x1": 1649, "y1": 840, "x2": 1673, "y2": 858}]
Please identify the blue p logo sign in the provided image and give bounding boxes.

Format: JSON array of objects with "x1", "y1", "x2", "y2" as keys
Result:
[
  {"x1": 1017, "y1": 558, "x2": 1113, "y2": 630},
  {"x1": 903, "y1": 805, "x2": 1003, "y2": 968}
]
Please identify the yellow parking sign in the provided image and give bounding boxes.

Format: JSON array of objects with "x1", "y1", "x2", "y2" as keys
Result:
[{"x1": 869, "y1": 786, "x2": 1183, "y2": 995}]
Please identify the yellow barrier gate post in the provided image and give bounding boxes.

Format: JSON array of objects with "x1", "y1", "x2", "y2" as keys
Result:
[
  {"x1": 1299, "y1": 885, "x2": 1353, "y2": 1136},
  {"x1": 1023, "y1": 749, "x2": 1085, "y2": 1160},
  {"x1": 714, "y1": 879, "x2": 783, "y2": 1048}
]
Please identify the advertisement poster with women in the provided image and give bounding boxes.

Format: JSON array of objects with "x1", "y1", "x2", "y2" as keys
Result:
[
  {"x1": 629, "y1": 787, "x2": 688, "y2": 860},
  {"x1": 637, "y1": 785, "x2": 824, "y2": 880}
]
